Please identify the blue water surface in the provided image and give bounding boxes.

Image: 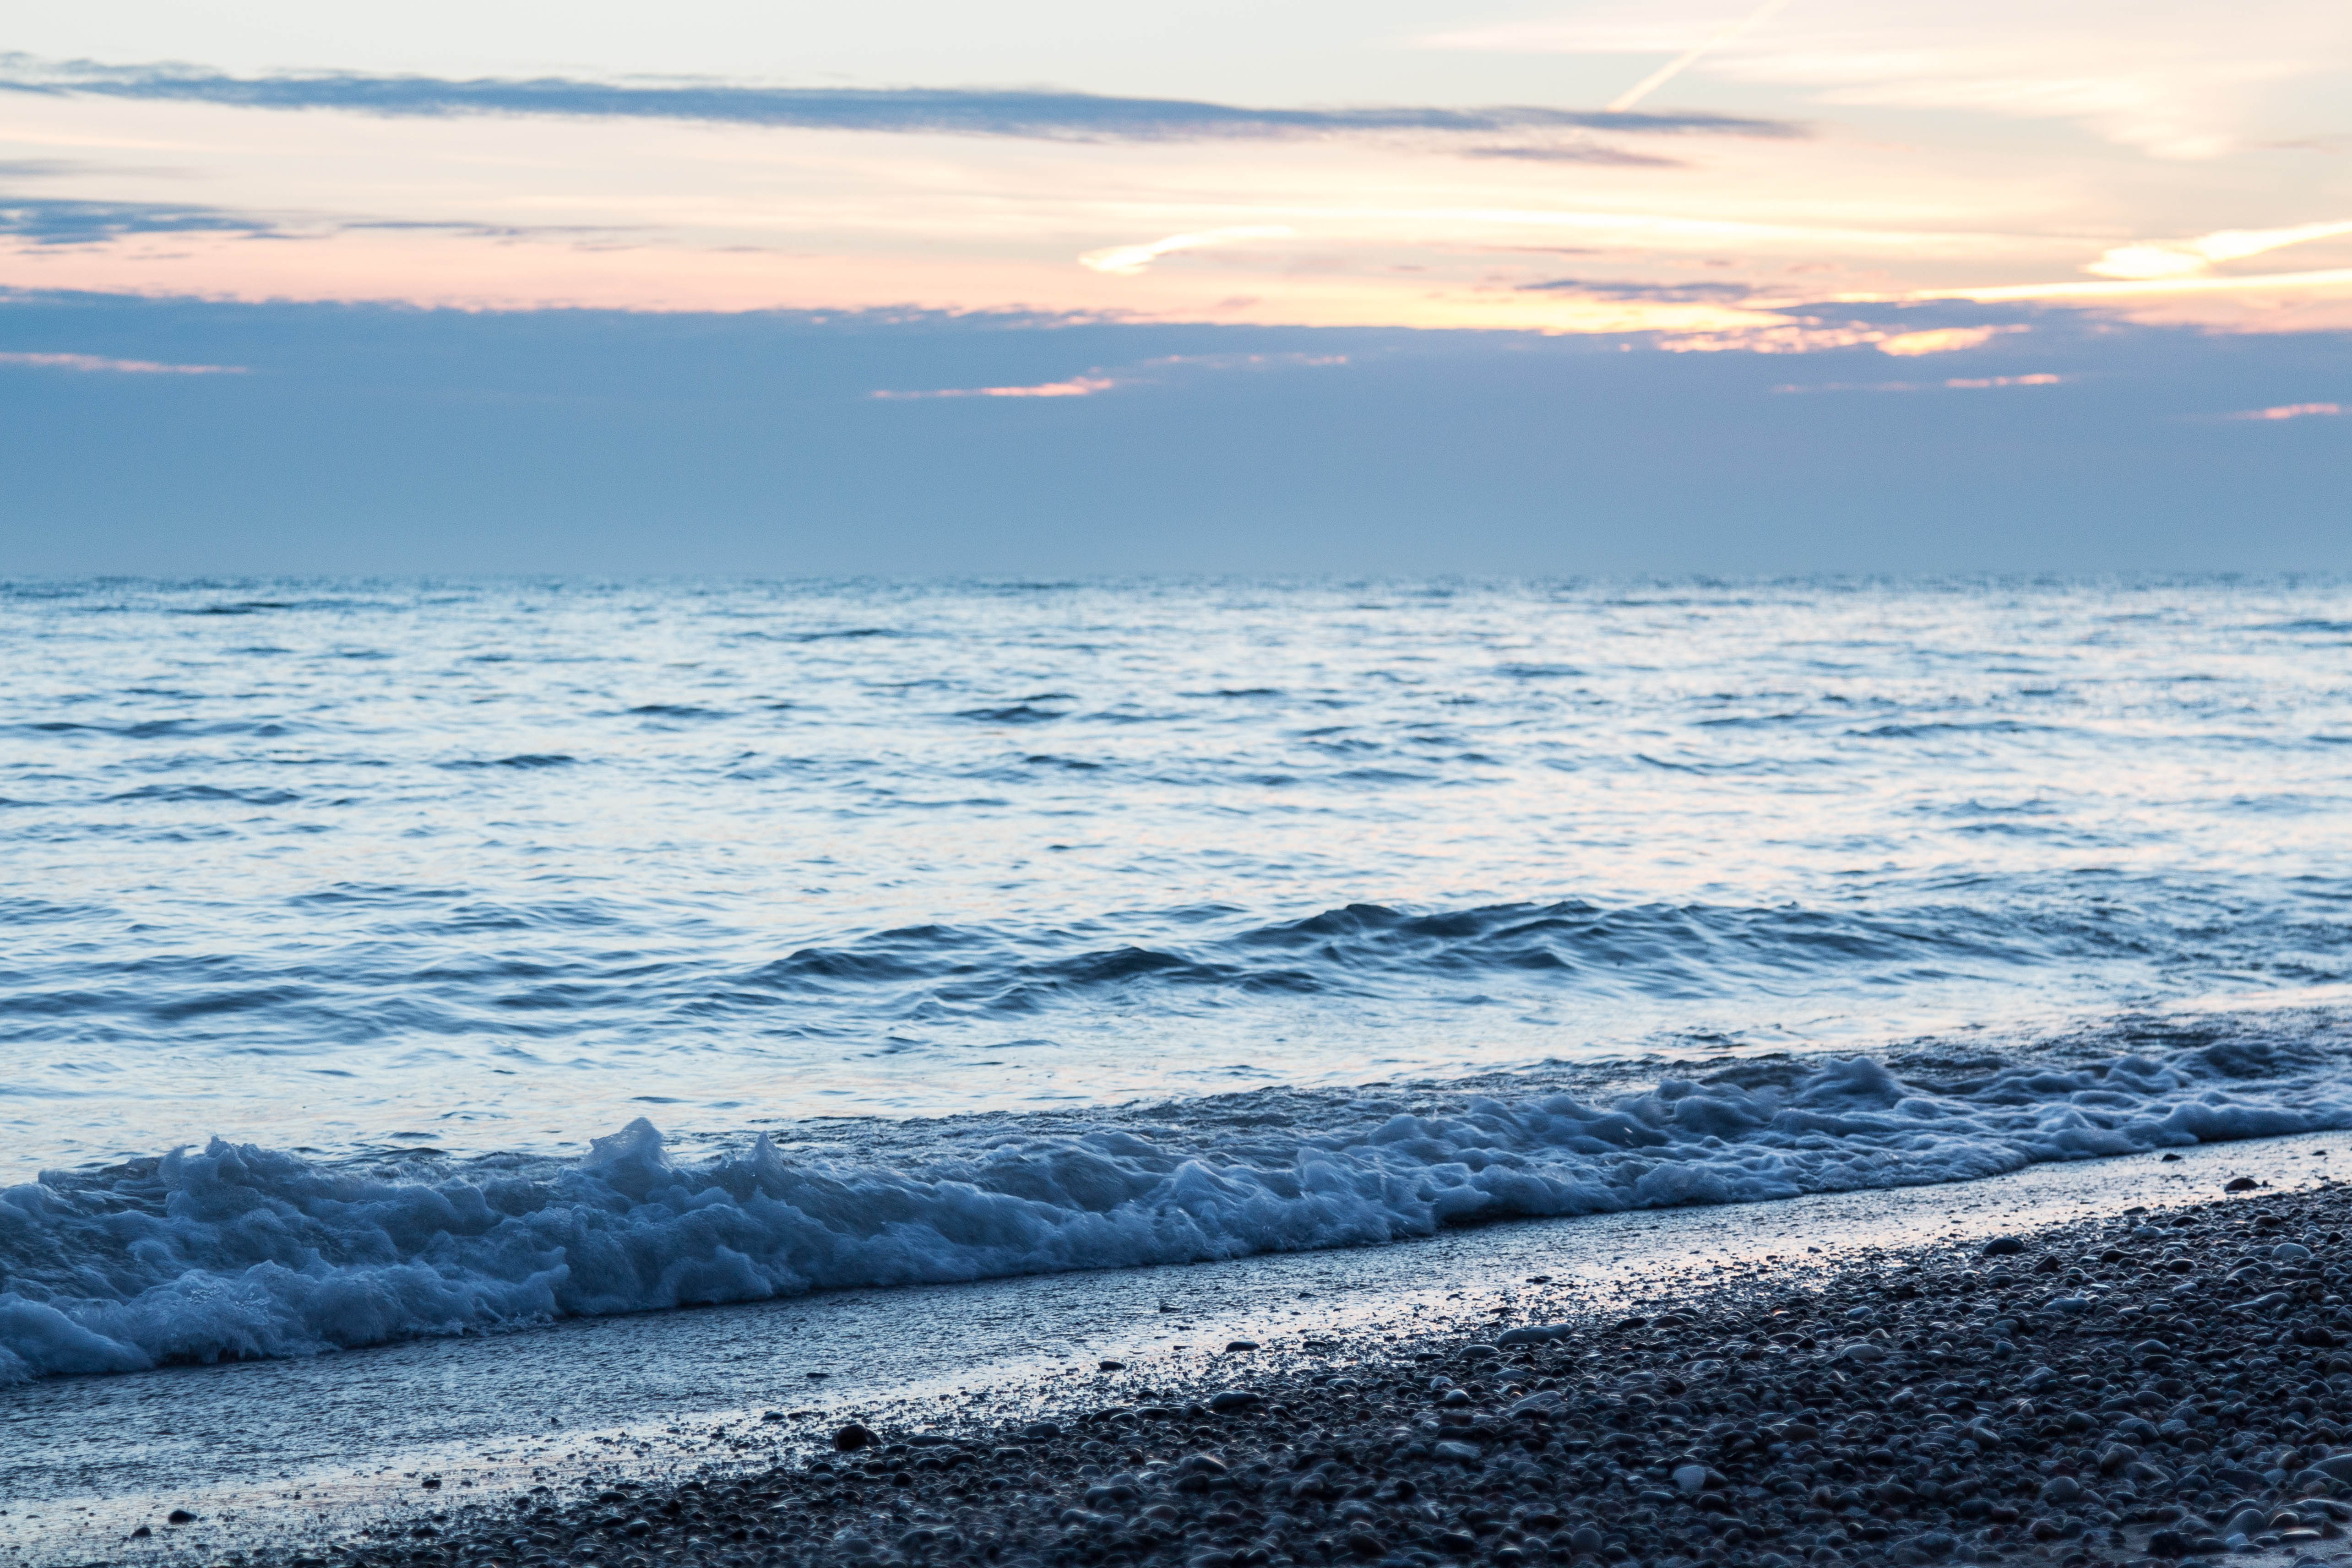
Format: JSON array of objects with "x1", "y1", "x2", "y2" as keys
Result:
[{"x1": 5, "y1": 576, "x2": 2350, "y2": 1172}]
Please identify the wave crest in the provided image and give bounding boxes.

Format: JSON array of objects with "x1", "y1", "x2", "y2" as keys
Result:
[{"x1": 2, "y1": 1033, "x2": 2346, "y2": 1382}]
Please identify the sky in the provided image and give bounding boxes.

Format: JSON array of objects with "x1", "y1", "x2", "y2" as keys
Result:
[{"x1": 1, "y1": 0, "x2": 2347, "y2": 574}]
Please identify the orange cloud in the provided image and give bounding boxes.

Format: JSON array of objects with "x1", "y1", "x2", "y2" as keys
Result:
[
  {"x1": 1875, "y1": 324, "x2": 2028, "y2": 356},
  {"x1": 2086, "y1": 221, "x2": 2352, "y2": 281}
]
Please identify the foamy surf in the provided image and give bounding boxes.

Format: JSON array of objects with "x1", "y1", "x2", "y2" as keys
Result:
[{"x1": 5, "y1": 1017, "x2": 2348, "y2": 1384}]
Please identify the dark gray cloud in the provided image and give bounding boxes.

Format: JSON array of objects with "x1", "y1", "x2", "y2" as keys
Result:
[
  {"x1": 0, "y1": 192, "x2": 628, "y2": 246},
  {"x1": 0, "y1": 54, "x2": 1803, "y2": 147},
  {"x1": 0, "y1": 194, "x2": 275, "y2": 245}
]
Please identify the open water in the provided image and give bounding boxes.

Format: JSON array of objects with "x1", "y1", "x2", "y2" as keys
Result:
[{"x1": 4, "y1": 576, "x2": 2351, "y2": 1381}]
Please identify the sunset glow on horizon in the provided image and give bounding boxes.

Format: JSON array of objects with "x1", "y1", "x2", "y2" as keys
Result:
[
  {"x1": 3, "y1": 0, "x2": 2346, "y2": 577},
  {"x1": 4, "y1": 0, "x2": 2349, "y2": 342}
]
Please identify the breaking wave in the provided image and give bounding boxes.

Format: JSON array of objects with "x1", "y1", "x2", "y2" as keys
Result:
[{"x1": 4, "y1": 1024, "x2": 2348, "y2": 1383}]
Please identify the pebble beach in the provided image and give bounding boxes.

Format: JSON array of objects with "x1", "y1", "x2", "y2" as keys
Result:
[{"x1": 153, "y1": 1175, "x2": 2352, "y2": 1568}]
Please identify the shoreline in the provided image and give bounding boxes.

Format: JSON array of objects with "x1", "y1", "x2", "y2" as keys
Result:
[
  {"x1": 15, "y1": 1005, "x2": 2352, "y2": 1401},
  {"x1": 7, "y1": 1132, "x2": 2350, "y2": 1566}
]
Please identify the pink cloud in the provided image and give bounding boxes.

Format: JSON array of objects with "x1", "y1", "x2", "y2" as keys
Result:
[
  {"x1": 2222, "y1": 401, "x2": 2342, "y2": 421},
  {"x1": 1773, "y1": 372, "x2": 2067, "y2": 393},
  {"x1": 1943, "y1": 373, "x2": 2064, "y2": 388},
  {"x1": 871, "y1": 374, "x2": 1118, "y2": 401},
  {"x1": 1876, "y1": 324, "x2": 2029, "y2": 356}
]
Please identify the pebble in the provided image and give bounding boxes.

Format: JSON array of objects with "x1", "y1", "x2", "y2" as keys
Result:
[{"x1": 1497, "y1": 1323, "x2": 1570, "y2": 1346}]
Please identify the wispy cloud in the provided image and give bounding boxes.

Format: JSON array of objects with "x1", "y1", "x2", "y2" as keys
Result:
[
  {"x1": 1606, "y1": 0, "x2": 1797, "y2": 111},
  {"x1": 1142, "y1": 353, "x2": 1351, "y2": 370},
  {"x1": 870, "y1": 351, "x2": 1347, "y2": 402},
  {"x1": 2222, "y1": 401, "x2": 2342, "y2": 421},
  {"x1": 0, "y1": 159, "x2": 101, "y2": 179},
  {"x1": 0, "y1": 189, "x2": 642, "y2": 251},
  {"x1": 1875, "y1": 324, "x2": 2028, "y2": 356},
  {"x1": 1420, "y1": 0, "x2": 2349, "y2": 160},
  {"x1": 0, "y1": 54, "x2": 1799, "y2": 148},
  {"x1": 1772, "y1": 373, "x2": 2065, "y2": 392},
  {"x1": 0, "y1": 350, "x2": 246, "y2": 374},
  {"x1": 1519, "y1": 277, "x2": 1760, "y2": 302},
  {"x1": 2086, "y1": 221, "x2": 2352, "y2": 281},
  {"x1": 1079, "y1": 227, "x2": 1295, "y2": 276},
  {"x1": 1874, "y1": 267, "x2": 2352, "y2": 304},
  {"x1": 1658, "y1": 321, "x2": 2031, "y2": 354},
  {"x1": 1454, "y1": 144, "x2": 1682, "y2": 167},
  {"x1": 0, "y1": 193, "x2": 275, "y2": 245},
  {"x1": 1659, "y1": 324, "x2": 1889, "y2": 353},
  {"x1": 1944, "y1": 373, "x2": 2066, "y2": 388},
  {"x1": 872, "y1": 374, "x2": 1119, "y2": 401}
]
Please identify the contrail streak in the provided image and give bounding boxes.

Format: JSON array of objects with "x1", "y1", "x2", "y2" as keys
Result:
[{"x1": 1606, "y1": 0, "x2": 1794, "y2": 112}]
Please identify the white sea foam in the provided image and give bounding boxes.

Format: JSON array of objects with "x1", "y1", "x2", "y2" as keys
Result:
[{"x1": 2, "y1": 1032, "x2": 2347, "y2": 1383}]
